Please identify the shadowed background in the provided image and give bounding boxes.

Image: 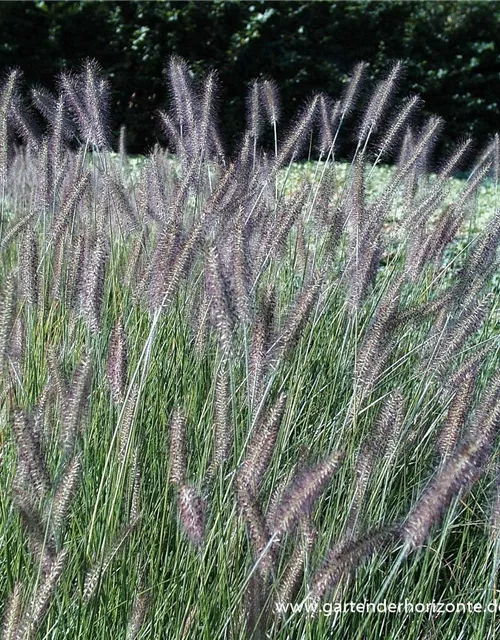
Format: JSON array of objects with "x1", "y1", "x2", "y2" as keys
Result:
[{"x1": 0, "y1": 0, "x2": 499, "y2": 159}]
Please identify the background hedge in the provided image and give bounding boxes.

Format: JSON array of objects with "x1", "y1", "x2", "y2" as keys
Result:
[{"x1": 0, "y1": 0, "x2": 499, "y2": 159}]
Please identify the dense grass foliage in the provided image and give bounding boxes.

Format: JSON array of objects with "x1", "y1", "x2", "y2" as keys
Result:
[{"x1": 0, "y1": 57, "x2": 499, "y2": 639}]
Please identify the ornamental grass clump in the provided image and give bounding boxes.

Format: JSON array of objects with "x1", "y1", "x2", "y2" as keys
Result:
[{"x1": 0, "y1": 56, "x2": 499, "y2": 639}]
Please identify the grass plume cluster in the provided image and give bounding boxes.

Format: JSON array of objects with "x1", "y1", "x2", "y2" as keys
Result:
[{"x1": 0, "y1": 57, "x2": 499, "y2": 639}]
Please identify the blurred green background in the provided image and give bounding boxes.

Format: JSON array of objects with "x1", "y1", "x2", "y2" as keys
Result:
[{"x1": 0, "y1": 0, "x2": 498, "y2": 158}]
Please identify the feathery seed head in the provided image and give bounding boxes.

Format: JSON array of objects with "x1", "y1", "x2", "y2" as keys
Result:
[
  {"x1": 83, "y1": 518, "x2": 138, "y2": 603},
  {"x1": 169, "y1": 407, "x2": 187, "y2": 487},
  {"x1": 310, "y1": 528, "x2": 393, "y2": 603},
  {"x1": 0, "y1": 68, "x2": 22, "y2": 184},
  {"x1": 260, "y1": 78, "x2": 281, "y2": 126},
  {"x1": 276, "y1": 94, "x2": 321, "y2": 168},
  {"x1": 402, "y1": 437, "x2": 489, "y2": 550},
  {"x1": 16, "y1": 548, "x2": 68, "y2": 639},
  {"x1": 1, "y1": 581, "x2": 23, "y2": 640},
  {"x1": 165, "y1": 55, "x2": 196, "y2": 135},
  {"x1": 49, "y1": 453, "x2": 82, "y2": 535},
  {"x1": 272, "y1": 450, "x2": 345, "y2": 538},
  {"x1": 60, "y1": 357, "x2": 92, "y2": 458},
  {"x1": 126, "y1": 587, "x2": 150, "y2": 640},
  {"x1": 317, "y1": 93, "x2": 335, "y2": 155},
  {"x1": 246, "y1": 79, "x2": 262, "y2": 139},
  {"x1": 107, "y1": 316, "x2": 128, "y2": 405},
  {"x1": 239, "y1": 392, "x2": 287, "y2": 495},
  {"x1": 358, "y1": 61, "x2": 403, "y2": 143},
  {"x1": 213, "y1": 359, "x2": 232, "y2": 470},
  {"x1": 178, "y1": 484, "x2": 206, "y2": 548},
  {"x1": 341, "y1": 62, "x2": 367, "y2": 118}
]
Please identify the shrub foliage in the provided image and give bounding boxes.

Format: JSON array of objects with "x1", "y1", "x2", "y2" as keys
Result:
[{"x1": 0, "y1": 1, "x2": 499, "y2": 154}]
